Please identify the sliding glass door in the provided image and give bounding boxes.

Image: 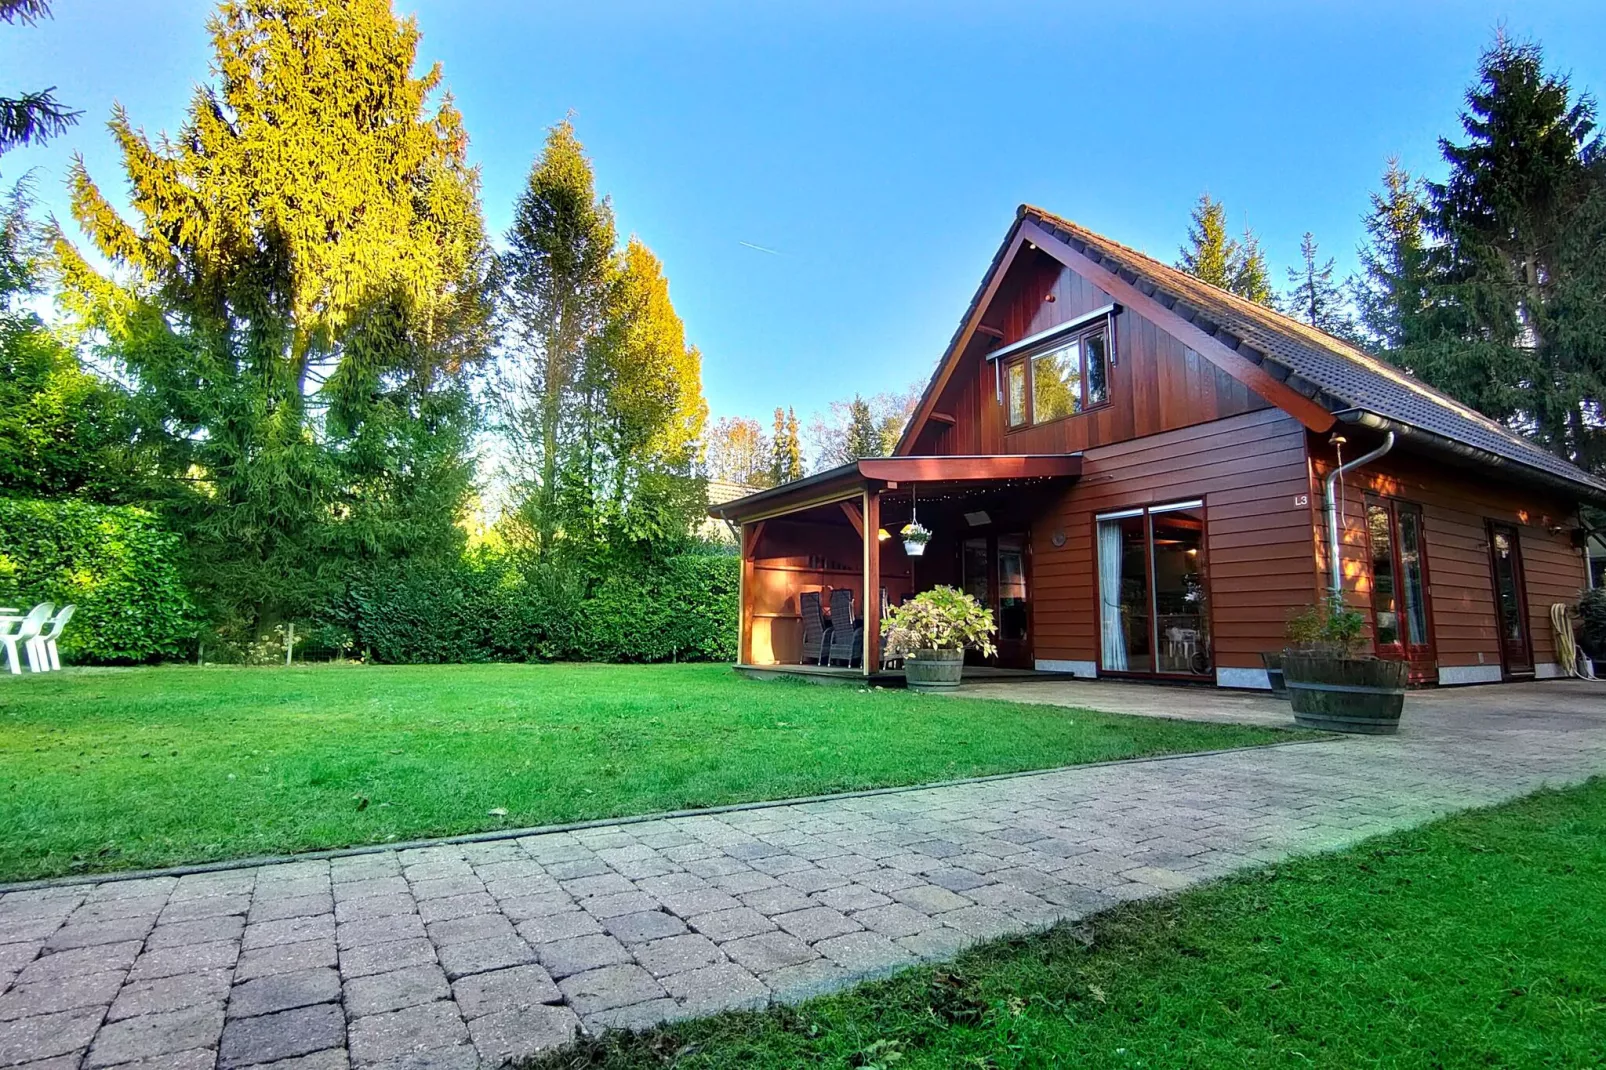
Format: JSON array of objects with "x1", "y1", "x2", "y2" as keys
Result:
[{"x1": 1097, "y1": 501, "x2": 1208, "y2": 676}]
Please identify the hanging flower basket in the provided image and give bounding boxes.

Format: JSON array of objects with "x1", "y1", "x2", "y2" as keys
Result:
[{"x1": 900, "y1": 522, "x2": 931, "y2": 556}]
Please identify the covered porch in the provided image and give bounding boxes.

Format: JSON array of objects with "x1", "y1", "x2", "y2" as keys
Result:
[{"x1": 710, "y1": 455, "x2": 1082, "y2": 678}]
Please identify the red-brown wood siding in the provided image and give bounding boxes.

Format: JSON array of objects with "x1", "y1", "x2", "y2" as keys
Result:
[
  {"x1": 910, "y1": 250, "x2": 1269, "y2": 457},
  {"x1": 1030, "y1": 408, "x2": 1318, "y2": 671},
  {"x1": 1313, "y1": 440, "x2": 1588, "y2": 673}
]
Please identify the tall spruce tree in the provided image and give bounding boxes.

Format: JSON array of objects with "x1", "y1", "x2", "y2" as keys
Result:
[
  {"x1": 1354, "y1": 159, "x2": 1431, "y2": 351},
  {"x1": 498, "y1": 123, "x2": 707, "y2": 552},
  {"x1": 1401, "y1": 36, "x2": 1606, "y2": 469},
  {"x1": 56, "y1": 0, "x2": 494, "y2": 636},
  {"x1": 498, "y1": 120, "x2": 618, "y2": 552},
  {"x1": 1284, "y1": 232, "x2": 1358, "y2": 340},
  {"x1": 769, "y1": 406, "x2": 803, "y2": 484},
  {"x1": 842, "y1": 396, "x2": 881, "y2": 461},
  {"x1": 1176, "y1": 194, "x2": 1274, "y2": 305}
]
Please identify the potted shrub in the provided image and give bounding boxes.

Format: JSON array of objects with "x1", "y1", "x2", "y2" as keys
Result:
[
  {"x1": 883, "y1": 585, "x2": 996, "y2": 692},
  {"x1": 1281, "y1": 594, "x2": 1408, "y2": 734},
  {"x1": 900, "y1": 521, "x2": 932, "y2": 557}
]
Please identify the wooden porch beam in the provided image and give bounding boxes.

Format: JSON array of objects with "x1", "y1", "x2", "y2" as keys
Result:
[{"x1": 839, "y1": 501, "x2": 864, "y2": 539}]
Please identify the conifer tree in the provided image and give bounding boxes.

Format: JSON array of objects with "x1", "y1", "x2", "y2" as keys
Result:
[
  {"x1": 1402, "y1": 36, "x2": 1606, "y2": 468},
  {"x1": 1176, "y1": 194, "x2": 1275, "y2": 306},
  {"x1": 498, "y1": 120, "x2": 617, "y2": 551},
  {"x1": 1354, "y1": 159, "x2": 1431, "y2": 351},
  {"x1": 1284, "y1": 232, "x2": 1358, "y2": 340},
  {"x1": 55, "y1": 0, "x2": 494, "y2": 635},
  {"x1": 769, "y1": 406, "x2": 803, "y2": 484},
  {"x1": 842, "y1": 396, "x2": 882, "y2": 461}
]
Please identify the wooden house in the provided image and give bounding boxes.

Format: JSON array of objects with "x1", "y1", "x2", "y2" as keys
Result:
[{"x1": 711, "y1": 206, "x2": 1606, "y2": 687}]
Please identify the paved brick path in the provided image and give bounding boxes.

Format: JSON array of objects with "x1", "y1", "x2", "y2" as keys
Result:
[{"x1": 2, "y1": 681, "x2": 1602, "y2": 1069}]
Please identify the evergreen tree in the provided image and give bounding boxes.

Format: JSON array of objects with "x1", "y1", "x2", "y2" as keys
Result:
[
  {"x1": 1354, "y1": 158, "x2": 1431, "y2": 350},
  {"x1": 0, "y1": 180, "x2": 140, "y2": 499},
  {"x1": 1231, "y1": 227, "x2": 1275, "y2": 305},
  {"x1": 498, "y1": 120, "x2": 617, "y2": 552},
  {"x1": 705, "y1": 416, "x2": 770, "y2": 486},
  {"x1": 842, "y1": 396, "x2": 882, "y2": 461},
  {"x1": 1401, "y1": 36, "x2": 1606, "y2": 468},
  {"x1": 1176, "y1": 194, "x2": 1275, "y2": 305},
  {"x1": 56, "y1": 0, "x2": 494, "y2": 636},
  {"x1": 498, "y1": 123, "x2": 708, "y2": 552},
  {"x1": 769, "y1": 405, "x2": 804, "y2": 484},
  {"x1": 1284, "y1": 232, "x2": 1358, "y2": 340},
  {"x1": 0, "y1": 2, "x2": 78, "y2": 156}
]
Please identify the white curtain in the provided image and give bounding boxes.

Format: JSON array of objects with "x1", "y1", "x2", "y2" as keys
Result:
[{"x1": 1098, "y1": 520, "x2": 1128, "y2": 671}]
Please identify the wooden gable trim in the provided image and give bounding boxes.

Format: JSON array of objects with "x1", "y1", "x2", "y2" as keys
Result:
[
  {"x1": 895, "y1": 222, "x2": 1031, "y2": 455},
  {"x1": 1019, "y1": 220, "x2": 1337, "y2": 434}
]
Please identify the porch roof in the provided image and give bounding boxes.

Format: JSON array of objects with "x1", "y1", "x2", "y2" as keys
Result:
[{"x1": 708, "y1": 453, "x2": 1082, "y2": 524}]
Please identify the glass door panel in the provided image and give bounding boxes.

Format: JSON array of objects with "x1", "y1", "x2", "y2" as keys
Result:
[
  {"x1": 996, "y1": 535, "x2": 1028, "y2": 645},
  {"x1": 1151, "y1": 506, "x2": 1206, "y2": 674},
  {"x1": 1367, "y1": 503, "x2": 1401, "y2": 651},
  {"x1": 1397, "y1": 507, "x2": 1430, "y2": 649},
  {"x1": 1097, "y1": 513, "x2": 1152, "y2": 673},
  {"x1": 962, "y1": 537, "x2": 990, "y2": 608},
  {"x1": 1488, "y1": 524, "x2": 1533, "y2": 675}
]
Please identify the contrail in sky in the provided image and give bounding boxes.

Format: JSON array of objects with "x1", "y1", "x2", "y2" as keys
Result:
[{"x1": 738, "y1": 241, "x2": 783, "y2": 256}]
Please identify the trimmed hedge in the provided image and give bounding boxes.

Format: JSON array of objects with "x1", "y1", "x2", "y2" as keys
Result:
[
  {"x1": 0, "y1": 498, "x2": 198, "y2": 663},
  {"x1": 332, "y1": 551, "x2": 737, "y2": 665}
]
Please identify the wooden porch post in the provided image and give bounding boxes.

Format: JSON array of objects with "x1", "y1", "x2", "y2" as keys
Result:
[
  {"x1": 739, "y1": 521, "x2": 763, "y2": 666},
  {"x1": 863, "y1": 487, "x2": 881, "y2": 675}
]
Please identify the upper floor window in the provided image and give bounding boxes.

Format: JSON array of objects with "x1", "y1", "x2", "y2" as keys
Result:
[{"x1": 1005, "y1": 322, "x2": 1113, "y2": 428}]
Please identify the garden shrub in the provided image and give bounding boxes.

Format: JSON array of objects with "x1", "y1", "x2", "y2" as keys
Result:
[
  {"x1": 329, "y1": 549, "x2": 736, "y2": 665},
  {"x1": 0, "y1": 498, "x2": 198, "y2": 663},
  {"x1": 1580, "y1": 587, "x2": 1606, "y2": 660}
]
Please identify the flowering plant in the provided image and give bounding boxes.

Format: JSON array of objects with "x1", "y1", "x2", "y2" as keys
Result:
[{"x1": 883, "y1": 586, "x2": 997, "y2": 657}]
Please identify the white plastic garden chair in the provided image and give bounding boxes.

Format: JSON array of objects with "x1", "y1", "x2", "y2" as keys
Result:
[
  {"x1": 1, "y1": 603, "x2": 54, "y2": 675},
  {"x1": 34, "y1": 604, "x2": 75, "y2": 671}
]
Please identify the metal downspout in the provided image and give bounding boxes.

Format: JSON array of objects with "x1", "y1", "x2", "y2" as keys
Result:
[{"x1": 1323, "y1": 432, "x2": 1395, "y2": 598}]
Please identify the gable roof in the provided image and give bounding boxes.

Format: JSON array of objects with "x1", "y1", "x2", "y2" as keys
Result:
[{"x1": 901, "y1": 204, "x2": 1606, "y2": 505}]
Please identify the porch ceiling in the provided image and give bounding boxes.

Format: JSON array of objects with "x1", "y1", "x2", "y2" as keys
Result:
[{"x1": 708, "y1": 454, "x2": 1082, "y2": 524}]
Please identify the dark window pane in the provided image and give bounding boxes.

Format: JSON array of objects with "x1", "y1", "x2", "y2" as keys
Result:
[
  {"x1": 1084, "y1": 329, "x2": 1110, "y2": 406},
  {"x1": 1491, "y1": 530, "x2": 1524, "y2": 642},
  {"x1": 963, "y1": 537, "x2": 990, "y2": 609},
  {"x1": 1032, "y1": 341, "x2": 1081, "y2": 423},
  {"x1": 997, "y1": 535, "x2": 1027, "y2": 642},
  {"x1": 1368, "y1": 504, "x2": 1398, "y2": 646}
]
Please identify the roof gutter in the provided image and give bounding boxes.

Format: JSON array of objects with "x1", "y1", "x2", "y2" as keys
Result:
[
  {"x1": 1323, "y1": 431, "x2": 1394, "y2": 599},
  {"x1": 1332, "y1": 409, "x2": 1606, "y2": 507}
]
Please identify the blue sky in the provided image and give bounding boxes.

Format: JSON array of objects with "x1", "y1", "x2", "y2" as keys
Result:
[{"x1": 4, "y1": 1, "x2": 1605, "y2": 426}]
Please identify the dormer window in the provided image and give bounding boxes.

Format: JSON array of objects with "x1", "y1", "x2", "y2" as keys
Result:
[{"x1": 1000, "y1": 313, "x2": 1115, "y2": 429}]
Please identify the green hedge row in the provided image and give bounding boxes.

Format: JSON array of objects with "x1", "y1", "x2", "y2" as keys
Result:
[
  {"x1": 0, "y1": 498, "x2": 199, "y2": 663},
  {"x1": 330, "y1": 552, "x2": 738, "y2": 665},
  {"x1": 0, "y1": 496, "x2": 738, "y2": 666}
]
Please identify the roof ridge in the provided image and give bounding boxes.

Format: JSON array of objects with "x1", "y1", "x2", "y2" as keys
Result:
[{"x1": 1018, "y1": 205, "x2": 1569, "y2": 468}]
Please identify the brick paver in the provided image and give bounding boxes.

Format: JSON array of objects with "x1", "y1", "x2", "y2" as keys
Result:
[{"x1": 2, "y1": 680, "x2": 1601, "y2": 1067}]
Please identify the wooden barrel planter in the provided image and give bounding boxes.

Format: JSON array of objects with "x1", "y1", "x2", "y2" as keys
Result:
[
  {"x1": 1260, "y1": 651, "x2": 1287, "y2": 697},
  {"x1": 1281, "y1": 653, "x2": 1408, "y2": 734},
  {"x1": 903, "y1": 649, "x2": 965, "y2": 692}
]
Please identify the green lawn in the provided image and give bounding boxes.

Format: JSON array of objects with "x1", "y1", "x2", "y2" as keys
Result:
[
  {"x1": 531, "y1": 778, "x2": 1606, "y2": 1070},
  {"x1": 0, "y1": 662, "x2": 1297, "y2": 883}
]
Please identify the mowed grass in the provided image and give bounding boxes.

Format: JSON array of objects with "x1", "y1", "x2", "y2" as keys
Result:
[
  {"x1": 0, "y1": 662, "x2": 1297, "y2": 882},
  {"x1": 529, "y1": 777, "x2": 1606, "y2": 1070}
]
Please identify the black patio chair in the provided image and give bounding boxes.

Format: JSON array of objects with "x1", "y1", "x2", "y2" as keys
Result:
[
  {"x1": 827, "y1": 588, "x2": 862, "y2": 667},
  {"x1": 799, "y1": 590, "x2": 830, "y2": 665}
]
